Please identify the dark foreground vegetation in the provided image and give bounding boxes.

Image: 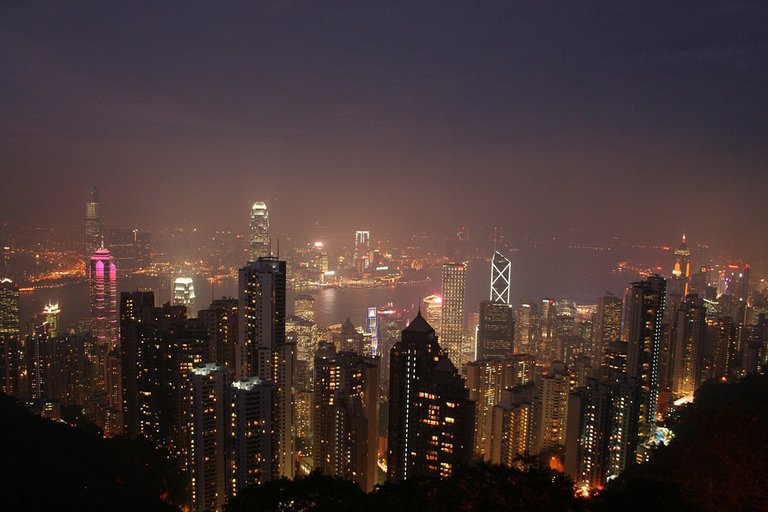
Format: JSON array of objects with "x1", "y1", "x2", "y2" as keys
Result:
[
  {"x1": 3, "y1": 375, "x2": 767, "y2": 511},
  {"x1": 0, "y1": 394, "x2": 184, "y2": 511}
]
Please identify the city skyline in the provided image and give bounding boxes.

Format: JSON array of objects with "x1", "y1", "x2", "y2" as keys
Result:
[{"x1": 1, "y1": 3, "x2": 767, "y2": 511}]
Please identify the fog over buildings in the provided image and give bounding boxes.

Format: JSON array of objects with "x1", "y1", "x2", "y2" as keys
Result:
[
  {"x1": 1, "y1": 3, "x2": 768, "y2": 511},
  {"x1": 0, "y1": 2, "x2": 767, "y2": 247}
]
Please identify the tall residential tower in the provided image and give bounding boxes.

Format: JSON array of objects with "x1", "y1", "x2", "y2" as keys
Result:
[{"x1": 238, "y1": 256, "x2": 295, "y2": 478}]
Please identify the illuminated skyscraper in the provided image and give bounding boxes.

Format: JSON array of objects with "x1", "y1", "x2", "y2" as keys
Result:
[
  {"x1": 565, "y1": 377, "x2": 639, "y2": 491},
  {"x1": 672, "y1": 234, "x2": 691, "y2": 281},
  {"x1": 489, "y1": 383, "x2": 535, "y2": 468},
  {"x1": 0, "y1": 278, "x2": 20, "y2": 395},
  {"x1": 625, "y1": 275, "x2": 666, "y2": 458},
  {"x1": 238, "y1": 256, "x2": 294, "y2": 478},
  {"x1": 249, "y1": 202, "x2": 270, "y2": 260},
  {"x1": 294, "y1": 294, "x2": 315, "y2": 323},
  {"x1": 42, "y1": 302, "x2": 61, "y2": 338},
  {"x1": 532, "y1": 362, "x2": 570, "y2": 456},
  {"x1": 189, "y1": 363, "x2": 233, "y2": 512},
  {"x1": 467, "y1": 354, "x2": 534, "y2": 460},
  {"x1": 85, "y1": 186, "x2": 100, "y2": 258},
  {"x1": 387, "y1": 313, "x2": 474, "y2": 481},
  {"x1": 441, "y1": 262, "x2": 466, "y2": 367},
  {"x1": 422, "y1": 295, "x2": 442, "y2": 335},
  {"x1": 477, "y1": 301, "x2": 515, "y2": 360},
  {"x1": 120, "y1": 294, "x2": 207, "y2": 453},
  {"x1": 514, "y1": 302, "x2": 536, "y2": 354},
  {"x1": 89, "y1": 245, "x2": 121, "y2": 435},
  {"x1": 199, "y1": 298, "x2": 239, "y2": 369},
  {"x1": 313, "y1": 344, "x2": 380, "y2": 491},
  {"x1": 594, "y1": 294, "x2": 623, "y2": 361},
  {"x1": 671, "y1": 295, "x2": 705, "y2": 397},
  {"x1": 365, "y1": 306, "x2": 379, "y2": 356},
  {"x1": 230, "y1": 376, "x2": 274, "y2": 492},
  {"x1": 354, "y1": 230, "x2": 370, "y2": 273},
  {"x1": 173, "y1": 277, "x2": 196, "y2": 315},
  {"x1": 667, "y1": 235, "x2": 692, "y2": 321},
  {"x1": 490, "y1": 251, "x2": 512, "y2": 304},
  {"x1": 714, "y1": 316, "x2": 737, "y2": 378},
  {"x1": 90, "y1": 246, "x2": 118, "y2": 350},
  {"x1": 477, "y1": 251, "x2": 515, "y2": 360}
]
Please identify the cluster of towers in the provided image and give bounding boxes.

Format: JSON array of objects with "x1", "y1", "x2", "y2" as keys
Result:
[{"x1": 4, "y1": 189, "x2": 766, "y2": 509}]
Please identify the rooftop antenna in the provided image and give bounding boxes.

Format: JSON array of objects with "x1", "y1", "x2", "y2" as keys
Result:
[{"x1": 276, "y1": 238, "x2": 280, "y2": 259}]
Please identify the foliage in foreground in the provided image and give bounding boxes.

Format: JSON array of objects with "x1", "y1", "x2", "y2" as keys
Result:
[
  {"x1": 226, "y1": 465, "x2": 583, "y2": 512},
  {"x1": 0, "y1": 394, "x2": 184, "y2": 512}
]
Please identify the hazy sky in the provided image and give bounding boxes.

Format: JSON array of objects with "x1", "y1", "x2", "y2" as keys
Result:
[{"x1": 1, "y1": 1, "x2": 766, "y2": 243}]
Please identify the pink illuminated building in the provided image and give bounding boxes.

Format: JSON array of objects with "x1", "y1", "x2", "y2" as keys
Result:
[
  {"x1": 90, "y1": 246, "x2": 118, "y2": 348},
  {"x1": 89, "y1": 245, "x2": 122, "y2": 435}
]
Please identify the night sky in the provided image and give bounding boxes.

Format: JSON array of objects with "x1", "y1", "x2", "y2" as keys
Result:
[{"x1": 1, "y1": 1, "x2": 766, "y2": 243}]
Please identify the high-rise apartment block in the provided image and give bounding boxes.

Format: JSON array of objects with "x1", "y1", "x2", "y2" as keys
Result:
[
  {"x1": 189, "y1": 363, "x2": 234, "y2": 512},
  {"x1": 313, "y1": 343, "x2": 380, "y2": 491},
  {"x1": 0, "y1": 278, "x2": 20, "y2": 395},
  {"x1": 238, "y1": 257, "x2": 295, "y2": 479},
  {"x1": 625, "y1": 275, "x2": 666, "y2": 459},
  {"x1": 387, "y1": 313, "x2": 473, "y2": 481},
  {"x1": 594, "y1": 294, "x2": 622, "y2": 362}
]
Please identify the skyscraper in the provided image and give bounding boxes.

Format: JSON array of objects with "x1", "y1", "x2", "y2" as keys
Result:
[
  {"x1": 514, "y1": 302, "x2": 536, "y2": 354},
  {"x1": 230, "y1": 376, "x2": 274, "y2": 492},
  {"x1": 173, "y1": 277, "x2": 196, "y2": 316},
  {"x1": 594, "y1": 294, "x2": 623, "y2": 361},
  {"x1": 490, "y1": 251, "x2": 512, "y2": 304},
  {"x1": 477, "y1": 301, "x2": 515, "y2": 360},
  {"x1": 120, "y1": 293, "x2": 207, "y2": 450},
  {"x1": 672, "y1": 234, "x2": 691, "y2": 281},
  {"x1": 89, "y1": 245, "x2": 121, "y2": 435},
  {"x1": 532, "y1": 362, "x2": 570, "y2": 457},
  {"x1": 714, "y1": 316, "x2": 737, "y2": 378},
  {"x1": 198, "y1": 298, "x2": 239, "y2": 369},
  {"x1": 564, "y1": 377, "x2": 639, "y2": 491},
  {"x1": 387, "y1": 313, "x2": 474, "y2": 481},
  {"x1": 238, "y1": 256, "x2": 295, "y2": 478},
  {"x1": 421, "y1": 295, "x2": 442, "y2": 336},
  {"x1": 466, "y1": 354, "x2": 534, "y2": 460},
  {"x1": 671, "y1": 295, "x2": 705, "y2": 397},
  {"x1": 625, "y1": 275, "x2": 666, "y2": 458},
  {"x1": 90, "y1": 246, "x2": 118, "y2": 350},
  {"x1": 249, "y1": 202, "x2": 270, "y2": 260},
  {"x1": 189, "y1": 363, "x2": 233, "y2": 512},
  {"x1": 441, "y1": 262, "x2": 466, "y2": 367},
  {"x1": 477, "y1": 251, "x2": 515, "y2": 360},
  {"x1": 294, "y1": 294, "x2": 315, "y2": 323},
  {"x1": 354, "y1": 230, "x2": 370, "y2": 273},
  {"x1": 42, "y1": 302, "x2": 60, "y2": 338},
  {"x1": 313, "y1": 344, "x2": 380, "y2": 491},
  {"x1": 0, "y1": 278, "x2": 20, "y2": 395},
  {"x1": 666, "y1": 235, "x2": 692, "y2": 322},
  {"x1": 85, "y1": 186, "x2": 100, "y2": 258}
]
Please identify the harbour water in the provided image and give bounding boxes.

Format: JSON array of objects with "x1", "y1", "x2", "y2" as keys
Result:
[{"x1": 20, "y1": 245, "x2": 643, "y2": 331}]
